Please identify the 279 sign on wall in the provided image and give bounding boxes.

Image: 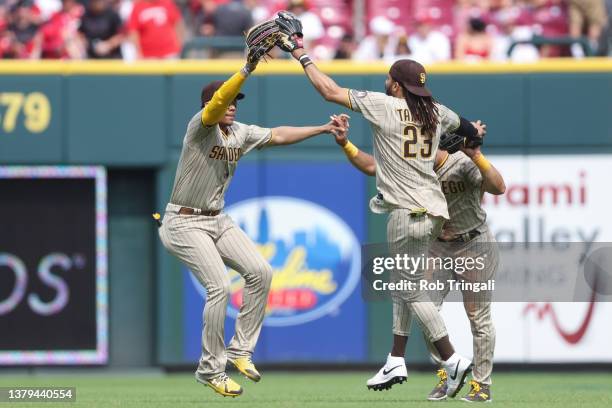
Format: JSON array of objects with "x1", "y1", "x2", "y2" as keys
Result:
[
  {"x1": 0, "y1": 167, "x2": 107, "y2": 365},
  {"x1": 0, "y1": 92, "x2": 51, "y2": 134}
]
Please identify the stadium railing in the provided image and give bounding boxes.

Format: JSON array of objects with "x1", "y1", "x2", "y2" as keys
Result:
[{"x1": 181, "y1": 36, "x2": 245, "y2": 59}]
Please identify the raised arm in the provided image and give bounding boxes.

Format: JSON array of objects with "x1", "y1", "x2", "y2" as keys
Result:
[
  {"x1": 203, "y1": 16, "x2": 288, "y2": 126},
  {"x1": 288, "y1": 49, "x2": 351, "y2": 108},
  {"x1": 201, "y1": 20, "x2": 277, "y2": 126},
  {"x1": 461, "y1": 144, "x2": 506, "y2": 195},
  {"x1": 331, "y1": 114, "x2": 376, "y2": 176},
  {"x1": 201, "y1": 67, "x2": 252, "y2": 126},
  {"x1": 274, "y1": 11, "x2": 351, "y2": 108}
]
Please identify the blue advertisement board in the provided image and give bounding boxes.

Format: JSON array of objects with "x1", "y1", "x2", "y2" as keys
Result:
[{"x1": 182, "y1": 161, "x2": 367, "y2": 362}]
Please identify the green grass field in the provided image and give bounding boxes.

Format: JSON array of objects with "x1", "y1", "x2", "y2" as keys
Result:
[{"x1": 1, "y1": 372, "x2": 611, "y2": 407}]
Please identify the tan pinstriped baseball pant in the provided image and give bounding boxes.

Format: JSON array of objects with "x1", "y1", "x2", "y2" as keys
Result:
[
  {"x1": 159, "y1": 204, "x2": 273, "y2": 380},
  {"x1": 394, "y1": 229, "x2": 498, "y2": 385},
  {"x1": 387, "y1": 209, "x2": 448, "y2": 343}
]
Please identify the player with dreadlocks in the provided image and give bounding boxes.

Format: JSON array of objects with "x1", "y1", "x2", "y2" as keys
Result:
[{"x1": 273, "y1": 10, "x2": 486, "y2": 398}]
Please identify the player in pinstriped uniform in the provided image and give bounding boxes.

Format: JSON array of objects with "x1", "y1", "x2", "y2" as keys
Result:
[
  {"x1": 421, "y1": 146, "x2": 504, "y2": 402},
  {"x1": 158, "y1": 60, "x2": 346, "y2": 397},
  {"x1": 328, "y1": 114, "x2": 505, "y2": 402},
  {"x1": 285, "y1": 40, "x2": 486, "y2": 396}
]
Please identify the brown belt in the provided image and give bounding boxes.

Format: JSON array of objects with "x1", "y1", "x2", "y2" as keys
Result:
[{"x1": 178, "y1": 207, "x2": 220, "y2": 216}]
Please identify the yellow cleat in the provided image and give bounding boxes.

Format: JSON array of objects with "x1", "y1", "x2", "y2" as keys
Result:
[
  {"x1": 228, "y1": 356, "x2": 261, "y2": 382},
  {"x1": 203, "y1": 373, "x2": 243, "y2": 397}
]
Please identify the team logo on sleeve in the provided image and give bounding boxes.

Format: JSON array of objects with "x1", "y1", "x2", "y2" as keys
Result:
[
  {"x1": 189, "y1": 196, "x2": 361, "y2": 326},
  {"x1": 352, "y1": 90, "x2": 368, "y2": 98}
]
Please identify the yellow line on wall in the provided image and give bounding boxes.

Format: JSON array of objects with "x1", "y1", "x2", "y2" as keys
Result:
[{"x1": 0, "y1": 58, "x2": 610, "y2": 75}]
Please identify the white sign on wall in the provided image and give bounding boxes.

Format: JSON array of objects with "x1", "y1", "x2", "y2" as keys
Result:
[{"x1": 441, "y1": 155, "x2": 612, "y2": 363}]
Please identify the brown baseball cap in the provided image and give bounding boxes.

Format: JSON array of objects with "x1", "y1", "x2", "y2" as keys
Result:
[
  {"x1": 201, "y1": 80, "x2": 245, "y2": 107},
  {"x1": 389, "y1": 59, "x2": 432, "y2": 97}
]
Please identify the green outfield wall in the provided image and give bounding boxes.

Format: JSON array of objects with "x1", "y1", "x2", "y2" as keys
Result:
[
  {"x1": 1, "y1": 60, "x2": 611, "y2": 166},
  {"x1": 1, "y1": 60, "x2": 610, "y2": 367}
]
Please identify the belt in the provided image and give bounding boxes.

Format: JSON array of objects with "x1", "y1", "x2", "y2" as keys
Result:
[
  {"x1": 437, "y1": 229, "x2": 481, "y2": 243},
  {"x1": 178, "y1": 207, "x2": 220, "y2": 216},
  {"x1": 377, "y1": 193, "x2": 428, "y2": 216}
]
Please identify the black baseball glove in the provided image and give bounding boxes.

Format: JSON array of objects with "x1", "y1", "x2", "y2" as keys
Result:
[
  {"x1": 245, "y1": 19, "x2": 281, "y2": 71},
  {"x1": 275, "y1": 11, "x2": 304, "y2": 52},
  {"x1": 439, "y1": 132, "x2": 465, "y2": 154},
  {"x1": 440, "y1": 132, "x2": 484, "y2": 154},
  {"x1": 464, "y1": 133, "x2": 484, "y2": 149}
]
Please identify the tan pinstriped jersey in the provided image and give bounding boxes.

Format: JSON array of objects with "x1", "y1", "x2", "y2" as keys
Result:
[
  {"x1": 169, "y1": 111, "x2": 271, "y2": 211},
  {"x1": 349, "y1": 90, "x2": 460, "y2": 219},
  {"x1": 435, "y1": 151, "x2": 486, "y2": 235}
]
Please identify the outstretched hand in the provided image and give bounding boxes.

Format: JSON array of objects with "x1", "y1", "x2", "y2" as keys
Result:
[
  {"x1": 328, "y1": 114, "x2": 350, "y2": 146},
  {"x1": 472, "y1": 120, "x2": 486, "y2": 137},
  {"x1": 322, "y1": 114, "x2": 347, "y2": 137},
  {"x1": 462, "y1": 120, "x2": 486, "y2": 158}
]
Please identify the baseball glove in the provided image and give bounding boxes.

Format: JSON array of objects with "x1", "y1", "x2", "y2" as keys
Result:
[
  {"x1": 440, "y1": 132, "x2": 483, "y2": 154},
  {"x1": 464, "y1": 133, "x2": 484, "y2": 149},
  {"x1": 245, "y1": 19, "x2": 281, "y2": 70},
  {"x1": 439, "y1": 133, "x2": 465, "y2": 154},
  {"x1": 275, "y1": 11, "x2": 304, "y2": 52}
]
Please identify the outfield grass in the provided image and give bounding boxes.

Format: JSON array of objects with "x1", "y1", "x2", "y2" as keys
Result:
[{"x1": 0, "y1": 372, "x2": 610, "y2": 407}]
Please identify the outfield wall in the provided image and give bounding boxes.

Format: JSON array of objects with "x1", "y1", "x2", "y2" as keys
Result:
[
  {"x1": 0, "y1": 60, "x2": 610, "y2": 367},
  {"x1": 1, "y1": 59, "x2": 611, "y2": 165}
]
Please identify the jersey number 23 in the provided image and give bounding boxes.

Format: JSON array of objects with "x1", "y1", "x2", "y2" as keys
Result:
[{"x1": 403, "y1": 125, "x2": 432, "y2": 159}]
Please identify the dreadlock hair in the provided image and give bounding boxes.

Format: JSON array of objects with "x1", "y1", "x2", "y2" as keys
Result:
[{"x1": 400, "y1": 84, "x2": 439, "y2": 137}]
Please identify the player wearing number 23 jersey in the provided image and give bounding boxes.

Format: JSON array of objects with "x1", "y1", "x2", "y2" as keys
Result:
[{"x1": 287, "y1": 49, "x2": 486, "y2": 398}]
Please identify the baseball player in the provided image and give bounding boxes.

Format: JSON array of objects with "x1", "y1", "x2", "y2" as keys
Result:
[
  {"x1": 274, "y1": 12, "x2": 486, "y2": 397},
  {"x1": 329, "y1": 114, "x2": 505, "y2": 402},
  {"x1": 157, "y1": 58, "x2": 346, "y2": 397}
]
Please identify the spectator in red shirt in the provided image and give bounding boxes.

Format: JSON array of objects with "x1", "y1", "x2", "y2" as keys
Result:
[
  {"x1": 455, "y1": 17, "x2": 494, "y2": 61},
  {"x1": 0, "y1": 3, "x2": 7, "y2": 32},
  {"x1": 31, "y1": 0, "x2": 84, "y2": 59},
  {"x1": 128, "y1": 0, "x2": 184, "y2": 59},
  {"x1": 0, "y1": 4, "x2": 9, "y2": 58}
]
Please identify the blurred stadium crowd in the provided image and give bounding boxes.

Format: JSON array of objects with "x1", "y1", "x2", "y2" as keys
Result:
[{"x1": 0, "y1": 0, "x2": 610, "y2": 60}]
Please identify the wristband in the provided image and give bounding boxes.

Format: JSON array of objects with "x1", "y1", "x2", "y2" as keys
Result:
[
  {"x1": 456, "y1": 117, "x2": 478, "y2": 138},
  {"x1": 473, "y1": 153, "x2": 492, "y2": 172},
  {"x1": 240, "y1": 65, "x2": 252, "y2": 77},
  {"x1": 298, "y1": 54, "x2": 313, "y2": 68},
  {"x1": 342, "y1": 140, "x2": 359, "y2": 158}
]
